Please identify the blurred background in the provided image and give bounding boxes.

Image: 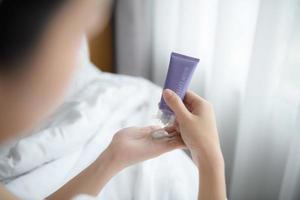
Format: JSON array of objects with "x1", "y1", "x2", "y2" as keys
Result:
[{"x1": 89, "y1": 0, "x2": 300, "y2": 199}]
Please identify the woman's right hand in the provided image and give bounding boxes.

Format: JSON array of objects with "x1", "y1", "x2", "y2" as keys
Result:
[
  {"x1": 163, "y1": 89, "x2": 226, "y2": 200},
  {"x1": 162, "y1": 89, "x2": 224, "y2": 170}
]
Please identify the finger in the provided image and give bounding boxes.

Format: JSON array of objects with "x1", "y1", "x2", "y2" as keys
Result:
[
  {"x1": 154, "y1": 133, "x2": 187, "y2": 152},
  {"x1": 167, "y1": 131, "x2": 179, "y2": 137},
  {"x1": 183, "y1": 91, "x2": 208, "y2": 115},
  {"x1": 166, "y1": 135, "x2": 186, "y2": 149},
  {"x1": 163, "y1": 89, "x2": 191, "y2": 121},
  {"x1": 152, "y1": 128, "x2": 179, "y2": 139},
  {"x1": 164, "y1": 125, "x2": 177, "y2": 133},
  {"x1": 142, "y1": 126, "x2": 161, "y2": 134},
  {"x1": 159, "y1": 131, "x2": 182, "y2": 142},
  {"x1": 164, "y1": 124, "x2": 180, "y2": 137},
  {"x1": 174, "y1": 121, "x2": 180, "y2": 132}
]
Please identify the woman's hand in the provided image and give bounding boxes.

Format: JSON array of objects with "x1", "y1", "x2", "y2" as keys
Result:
[
  {"x1": 46, "y1": 126, "x2": 184, "y2": 200},
  {"x1": 162, "y1": 89, "x2": 226, "y2": 200},
  {"x1": 163, "y1": 89, "x2": 223, "y2": 169},
  {"x1": 107, "y1": 126, "x2": 185, "y2": 170}
]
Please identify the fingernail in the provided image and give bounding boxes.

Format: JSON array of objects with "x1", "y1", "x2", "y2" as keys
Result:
[{"x1": 163, "y1": 89, "x2": 173, "y2": 99}]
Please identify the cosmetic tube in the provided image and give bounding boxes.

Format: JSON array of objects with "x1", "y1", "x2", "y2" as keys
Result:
[{"x1": 158, "y1": 52, "x2": 199, "y2": 125}]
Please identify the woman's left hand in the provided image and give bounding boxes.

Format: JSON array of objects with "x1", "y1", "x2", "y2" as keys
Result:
[
  {"x1": 107, "y1": 126, "x2": 185, "y2": 170},
  {"x1": 46, "y1": 126, "x2": 184, "y2": 200}
]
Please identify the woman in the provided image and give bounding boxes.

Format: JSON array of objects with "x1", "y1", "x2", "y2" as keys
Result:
[{"x1": 0, "y1": 0, "x2": 226, "y2": 199}]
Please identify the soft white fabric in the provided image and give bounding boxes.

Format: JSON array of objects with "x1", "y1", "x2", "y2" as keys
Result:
[
  {"x1": 73, "y1": 195, "x2": 96, "y2": 200},
  {"x1": 115, "y1": 0, "x2": 300, "y2": 199},
  {"x1": 3, "y1": 62, "x2": 198, "y2": 199}
]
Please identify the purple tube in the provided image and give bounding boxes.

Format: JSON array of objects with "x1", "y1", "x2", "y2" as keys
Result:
[{"x1": 158, "y1": 52, "x2": 199, "y2": 125}]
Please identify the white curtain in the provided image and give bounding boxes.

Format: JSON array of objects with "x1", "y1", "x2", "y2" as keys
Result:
[{"x1": 115, "y1": 0, "x2": 300, "y2": 199}]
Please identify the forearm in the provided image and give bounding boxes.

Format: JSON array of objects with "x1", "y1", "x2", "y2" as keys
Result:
[
  {"x1": 196, "y1": 149, "x2": 226, "y2": 200},
  {"x1": 46, "y1": 148, "x2": 120, "y2": 200}
]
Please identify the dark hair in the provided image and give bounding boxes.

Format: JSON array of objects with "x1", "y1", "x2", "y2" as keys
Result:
[{"x1": 0, "y1": 0, "x2": 66, "y2": 71}]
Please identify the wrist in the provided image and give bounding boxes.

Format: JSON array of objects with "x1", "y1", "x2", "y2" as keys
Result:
[
  {"x1": 94, "y1": 147, "x2": 123, "y2": 177},
  {"x1": 193, "y1": 147, "x2": 225, "y2": 173}
]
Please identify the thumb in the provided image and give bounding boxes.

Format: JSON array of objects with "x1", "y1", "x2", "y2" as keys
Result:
[{"x1": 163, "y1": 89, "x2": 190, "y2": 121}]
